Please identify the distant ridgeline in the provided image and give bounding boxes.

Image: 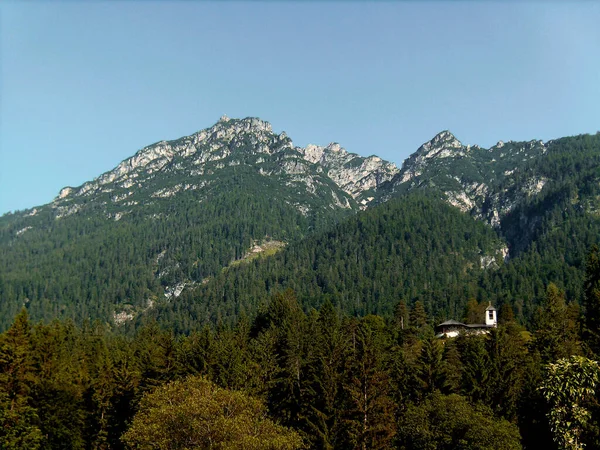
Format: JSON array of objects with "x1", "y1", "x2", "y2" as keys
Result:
[{"x1": 1, "y1": 115, "x2": 600, "y2": 331}]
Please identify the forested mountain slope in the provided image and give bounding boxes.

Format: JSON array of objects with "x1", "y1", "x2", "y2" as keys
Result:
[
  {"x1": 382, "y1": 131, "x2": 600, "y2": 257},
  {"x1": 1, "y1": 117, "x2": 599, "y2": 331},
  {"x1": 476, "y1": 134, "x2": 600, "y2": 320},
  {"x1": 145, "y1": 194, "x2": 505, "y2": 332},
  {"x1": 378, "y1": 132, "x2": 600, "y2": 320},
  {"x1": 0, "y1": 117, "x2": 397, "y2": 329},
  {"x1": 148, "y1": 132, "x2": 600, "y2": 331}
]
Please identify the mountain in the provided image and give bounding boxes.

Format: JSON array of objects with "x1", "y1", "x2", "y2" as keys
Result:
[
  {"x1": 0, "y1": 117, "x2": 397, "y2": 329},
  {"x1": 1, "y1": 116, "x2": 599, "y2": 332},
  {"x1": 145, "y1": 194, "x2": 506, "y2": 333},
  {"x1": 147, "y1": 131, "x2": 600, "y2": 331},
  {"x1": 49, "y1": 115, "x2": 398, "y2": 219},
  {"x1": 379, "y1": 131, "x2": 600, "y2": 319},
  {"x1": 380, "y1": 131, "x2": 600, "y2": 252},
  {"x1": 380, "y1": 130, "x2": 548, "y2": 226}
]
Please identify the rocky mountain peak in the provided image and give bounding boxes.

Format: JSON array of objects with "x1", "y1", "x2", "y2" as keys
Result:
[
  {"x1": 327, "y1": 142, "x2": 343, "y2": 153},
  {"x1": 295, "y1": 141, "x2": 399, "y2": 201},
  {"x1": 49, "y1": 116, "x2": 398, "y2": 216},
  {"x1": 203, "y1": 116, "x2": 274, "y2": 142},
  {"x1": 398, "y1": 130, "x2": 466, "y2": 181},
  {"x1": 423, "y1": 130, "x2": 463, "y2": 152},
  {"x1": 52, "y1": 116, "x2": 282, "y2": 203}
]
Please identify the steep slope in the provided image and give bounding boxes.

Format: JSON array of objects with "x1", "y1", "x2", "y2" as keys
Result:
[
  {"x1": 0, "y1": 117, "x2": 398, "y2": 329},
  {"x1": 47, "y1": 115, "x2": 398, "y2": 220},
  {"x1": 379, "y1": 130, "x2": 547, "y2": 224},
  {"x1": 380, "y1": 131, "x2": 600, "y2": 254},
  {"x1": 376, "y1": 132, "x2": 600, "y2": 321},
  {"x1": 149, "y1": 132, "x2": 600, "y2": 331},
  {"x1": 476, "y1": 133, "x2": 600, "y2": 318},
  {"x1": 144, "y1": 194, "x2": 505, "y2": 332}
]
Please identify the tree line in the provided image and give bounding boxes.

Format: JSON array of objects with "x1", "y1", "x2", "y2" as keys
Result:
[{"x1": 2, "y1": 244, "x2": 600, "y2": 449}]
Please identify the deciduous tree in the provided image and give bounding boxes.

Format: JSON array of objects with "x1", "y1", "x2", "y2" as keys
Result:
[{"x1": 122, "y1": 376, "x2": 304, "y2": 450}]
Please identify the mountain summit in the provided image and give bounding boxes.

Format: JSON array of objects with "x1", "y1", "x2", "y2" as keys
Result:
[
  {"x1": 422, "y1": 130, "x2": 463, "y2": 154},
  {"x1": 0, "y1": 116, "x2": 399, "y2": 328},
  {"x1": 52, "y1": 117, "x2": 399, "y2": 220}
]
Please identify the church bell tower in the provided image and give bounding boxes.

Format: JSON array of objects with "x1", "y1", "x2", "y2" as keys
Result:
[{"x1": 485, "y1": 302, "x2": 497, "y2": 327}]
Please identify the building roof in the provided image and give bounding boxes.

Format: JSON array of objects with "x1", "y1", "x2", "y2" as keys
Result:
[
  {"x1": 437, "y1": 319, "x2": 466, "y2": 327},
  {"x1": 436, "y1": 303, "x2": 497, "y2": 331}
]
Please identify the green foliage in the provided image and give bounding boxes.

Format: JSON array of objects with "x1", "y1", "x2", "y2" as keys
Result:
[
  {"x1": 456, "y1": 335, "x2": 491, "y2": 405},
  {"x1": 153, "y1": 194, "x2": 503, "y2": 331},
  {"x1": 339, "y1": 317, "x2": 396, "y2": 450},
  {"x1": 0, "y1": 394, "x2": 43, "y2": 450},
  {"x1": 0, "y1": 289, "x2": 590, "y2": 450},
  {"x1": 0, "y1": 167, "x2": 355, "y2": 330},
  {"x1": 415, "y1": 338, "x2": 444, "y2": 394},
  {"x1": 122, "y1": 376, "x2": 304, "y2": 450},
  {"x1": 396, "y1": 393, "x2": 523, "y2": 450},
  {"x1": 0, "y1": 309, "x2": 43, "y2": 449},
  {"x1": 478, "y1": 134, "x2": 600, "y2": 322},
  {"x1": 540, "y1": 356, "x2": 600, "y2": 450},
  {"x1": 3, "y1": 132, "x2": 600, "y2": 336},
  {"x1": 2, "y1": 129, "x2": 600, "y2": 449},
  {"x1": 583, "y1": 245, "x2": 600, "y2": 356},
  {"x1": 533, "y1": 283, "x2": 581, "y2": 362}
]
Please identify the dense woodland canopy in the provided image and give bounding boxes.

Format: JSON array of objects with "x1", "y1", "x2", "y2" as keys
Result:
[
  {"x1": 1, "y1": 132, "x2": 600, "y2": 334},
  {"x1": 146, "y1": 195, "x2": 504, "y2": 333},
  {"x1": 0, "y1": 270, "x2": 598, "y2": 449},
  {"x1": 0, "y1": 178, "x2": 352, "y2": 331}
]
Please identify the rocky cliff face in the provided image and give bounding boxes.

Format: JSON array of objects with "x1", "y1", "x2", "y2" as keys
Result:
[
  {"x1": 51, "y1": 116, "x2": 398, "y2": 218},
  {"x1": 379, "y1": 130, "x2": 549, "y2": 230},
  {"x1": 297, "y1": 142, "x2": 398, "y2": 205},
  {"x1": 12, "y1": 117, "x2": 592, "y2": 250},
  {"x1": 0, "y1": 116, "x2": 402, "y2": 323}
]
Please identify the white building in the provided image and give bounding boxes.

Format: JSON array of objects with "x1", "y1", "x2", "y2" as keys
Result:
[{"x1": 435, "y1": 302, "x2": 497, "y2": 338}]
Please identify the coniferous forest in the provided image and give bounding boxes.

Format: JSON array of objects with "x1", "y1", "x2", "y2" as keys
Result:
[
  {"x1": 2, "y1": 126, "x2": 600, "y2": 448},
  {"x1": 1, "y1": 266, "x2": 599, "y2": 449}
]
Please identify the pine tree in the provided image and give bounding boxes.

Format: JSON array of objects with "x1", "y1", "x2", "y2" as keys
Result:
[
  {"x1": 30, "y1": 320, "x2": 87, "y2": 450},
  {"x1": 583, "y1": 245, "x2": 600, "y2": 356},
  {"x1": 0, "y1": 309, "x2": 43, "y2": 449},
  {"x1": 410, "y1": 301, "x2": 428, "y2": 330},
  {"x1": 442, "y1": 340, "x2": 462, "y2": 394},
  {"x1": 457, "y1": 335, "x2": 491, "y2": 404},
  {"x1": 261, "y1": 290, "x2": 308, "y2": 428},
  {"x1": 392, "y1": 300, "x2": 409, "y2": 332},
  {"x1": 340, "y1": 317, "x2": 396, "y2": 450},
  {"x1": 499, "y1": 302, "x2": 515, "y2": 325},
  {"x1": 416, "y1": 337, "x2": 444, "y2": 394},
  {"x1": 486, "y1": 326, "x2": 529, "y2": 420},
  {"x1": 534, "y1": 283, "x2": 581, "y2": 362},
  {"x1": 303, "y1": 300, "x2": 347, "y2": 449},
  {"x1": 464, "y1": 298, "x2": 484, "y2": 324}
]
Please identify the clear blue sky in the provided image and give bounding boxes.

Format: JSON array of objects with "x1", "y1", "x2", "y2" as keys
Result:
[{"x1": 2, "y1": 2, "x2": 599, "y2": 214}]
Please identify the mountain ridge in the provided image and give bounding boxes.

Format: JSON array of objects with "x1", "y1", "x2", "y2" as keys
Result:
[
  {"x1": 50, "y1": 116, "x2": 399, "y2": 217},
  {"x1": 2, "y1": 116, "x2": 600, "y2": 331}
]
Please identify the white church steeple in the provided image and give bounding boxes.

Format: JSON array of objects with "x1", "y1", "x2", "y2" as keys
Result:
[{"x1": 485, "y1": 302, "x2": 497, "y2": 327}]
